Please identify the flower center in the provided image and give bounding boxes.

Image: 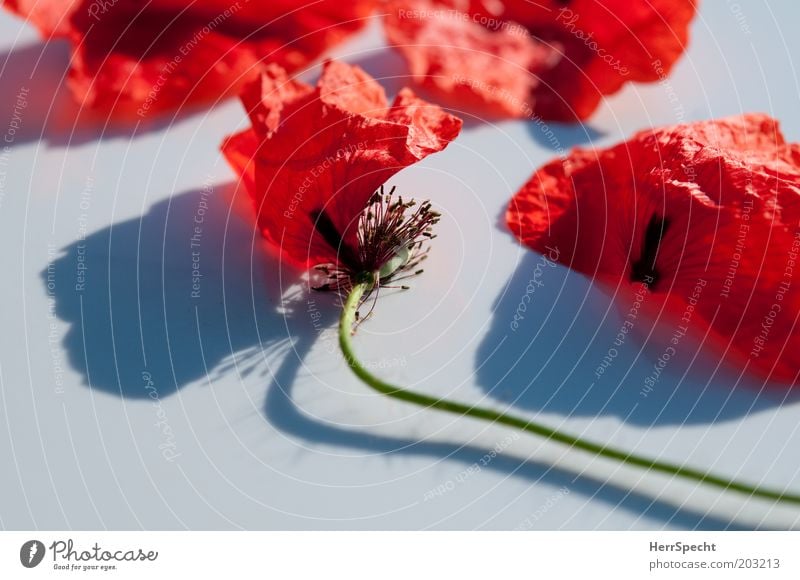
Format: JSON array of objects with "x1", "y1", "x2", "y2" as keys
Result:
[
  {"x1": 377, "y1": 245, "x2": 411, "y2": 279},
  {"x1": 312, "y1": 186, "x2": 440, "y2": 294}
]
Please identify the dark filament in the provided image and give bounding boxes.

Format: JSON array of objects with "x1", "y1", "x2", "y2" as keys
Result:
[
  {"x1": 311, "y1": 186, "x2": 440, "y2": 297},
  {"x1": 630, "y1": 214, "x2": 670, "y2": 288}
]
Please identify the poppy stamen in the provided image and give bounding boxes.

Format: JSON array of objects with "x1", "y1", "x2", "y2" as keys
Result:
[{"x1": 312, "y1": 186, "x2": 441, "y2": 296}]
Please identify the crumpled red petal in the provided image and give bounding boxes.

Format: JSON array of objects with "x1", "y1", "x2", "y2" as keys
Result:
[
  {"x1": 222, "y1": 60, "x2": 462, "y2": 270},
  {"x1": 384, "y1": 0, "x2": 697, "y2": 121},
  {"x1": 383, "y1": 0, "x2": 552, "y2": 118},
  {"x1": 507, "y1": 114, "x2": 800, "y2": 385},
  {"x1": 3, "y1": 0, "x2": 80, "y2": 36},
  {"x1": 3, "y1": 0, "x2": 376, "y2": 118}
]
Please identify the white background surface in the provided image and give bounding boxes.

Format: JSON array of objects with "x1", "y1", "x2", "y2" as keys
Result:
[{"x1": 1, "y1": 1, "x2": 800, "y2": 530}]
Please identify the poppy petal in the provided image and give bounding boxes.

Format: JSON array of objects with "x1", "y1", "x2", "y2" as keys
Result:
[
  {"x1": 507, "y1": 114, "x2": 800, "y2": 384},
  {"x1": 384, "y1": 0, "x2": 697, "y2": 121},
  {"x1": 4, "y1": 0, "x2": 376, "y2": 117},
  {"x1": 222, "y1": 60, "x2": 462, "y2": 270},
  {"x1": 384, "y1": 0, "x2": 551, "y2": 118}
]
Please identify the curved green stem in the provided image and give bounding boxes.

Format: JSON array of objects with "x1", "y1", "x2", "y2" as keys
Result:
[{"x1": 339, "y1": 281, "x2": 800, "y2": 505}]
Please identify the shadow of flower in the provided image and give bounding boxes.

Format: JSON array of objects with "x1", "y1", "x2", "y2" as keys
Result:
[
  {"x1": 43, "y1": 187, "x2": 746, "y2": 528},
  {"x1": 475, "y1": 251, "x2": 792, "y2": 426}
]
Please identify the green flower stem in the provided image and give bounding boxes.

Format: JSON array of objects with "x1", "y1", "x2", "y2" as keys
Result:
[{"x1": 339, "y1": 280, "x2": 800, "y2": 506}]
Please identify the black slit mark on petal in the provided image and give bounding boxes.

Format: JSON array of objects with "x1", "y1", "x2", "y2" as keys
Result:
[
  {"x1": 630, "y1": 214, "x2": 670, "y2": 288},
  {"x1": 310, "y1": 208, "x2": 359, "y2": 270}
]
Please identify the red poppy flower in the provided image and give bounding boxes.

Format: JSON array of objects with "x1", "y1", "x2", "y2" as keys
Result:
[
  {"x1": 507, "y1": 114, "x2": 800, "y2": 385},
  {"x1": 221, "y1": 60, "x2": 462, "y2": 286},
  {"x1": 3, "y1": 0, "x2": 376, "y2": 118},
  {"x1": 383, "y1": 0, "x2": 696, "y2": 121}
]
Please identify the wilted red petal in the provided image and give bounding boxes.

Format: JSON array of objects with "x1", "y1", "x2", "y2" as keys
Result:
[
  {"x1": 239, "y1": 63, "x2": 315, "y2": 137},
  {"x1": 516, "y1": 0, "x2": 698, "y2": 121},
  {"x1": 507, "y1": 114, "x2": 800, "y2": 385},
  {"x1": 384, "y1": 0, "x2": 696, "y2": 121},
  {"x1": 222, "y1": 60, "x2": 462, "y2": 270},
  {"x1": 2, "y1": 0, "x2": 81, "y2": 36},
  {"x1": 220, "y1": 129, "x2": 259, "y2": 194},
  {"x1": 384, "y1": 0, "x2": 551, "y2": 118},
  {"x1": 4, "y1": 0, "x2": 376, "y2": 118}
]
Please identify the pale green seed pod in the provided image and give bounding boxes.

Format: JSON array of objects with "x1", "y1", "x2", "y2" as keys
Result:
[{"x1": 377, "y1": 245, "x2": 410, "y2": 279}]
